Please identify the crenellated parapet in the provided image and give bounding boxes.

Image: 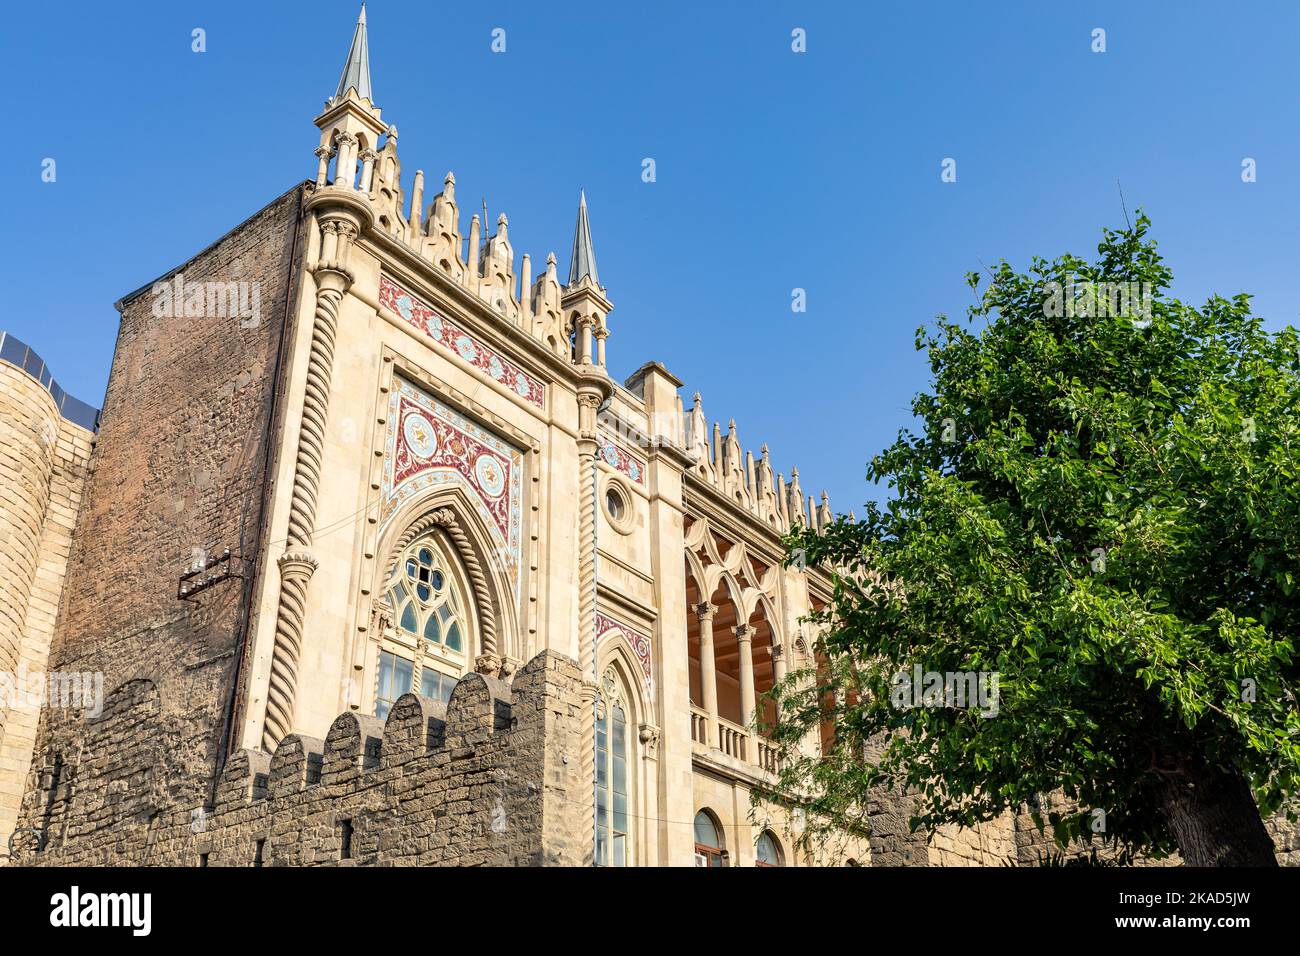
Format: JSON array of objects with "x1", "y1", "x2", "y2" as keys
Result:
[{"x1": 18, "y1": 651, "x2": 588, "y2": 867}]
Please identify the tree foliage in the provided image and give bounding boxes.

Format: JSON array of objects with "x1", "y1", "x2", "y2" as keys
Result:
[{"x1": 765, "y1": 214, "x2": 1300, "y2": 863}]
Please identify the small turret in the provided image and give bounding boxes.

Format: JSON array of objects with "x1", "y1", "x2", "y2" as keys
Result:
[
  {"x1": 313, "y1": 5, "x2": 388, "y2": 192},
  {"x1": 561, "y1": 191, "x2": 612, "y2": 368}
]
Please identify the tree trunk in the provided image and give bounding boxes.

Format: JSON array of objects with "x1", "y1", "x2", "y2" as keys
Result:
[{"x1": 1154, "y1": 751, "x2": 1278, "y2": 866}]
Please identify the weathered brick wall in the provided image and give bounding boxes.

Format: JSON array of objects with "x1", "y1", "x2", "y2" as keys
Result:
[
  {"x1": 0, "y1": 364, "x2": 95, "y2": 857},
  {"x1": 15, "y1": 183, "x2": 310, "y2": 843},
  {"x1": 18, "y1": 651, "x2": 585, "y2": 867}
]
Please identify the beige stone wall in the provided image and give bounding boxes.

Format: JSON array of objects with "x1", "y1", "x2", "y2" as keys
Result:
[
  {"x1": 0, "y1": 364, "x2": 58, "y2": 739},
  {"x1": 0, "y1": 360, "x2": 94, "y2": 861}
]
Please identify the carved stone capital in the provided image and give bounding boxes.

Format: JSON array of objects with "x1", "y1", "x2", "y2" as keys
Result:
[
  {"x1": 311, "y1": 263, "x2": 355, "y2": 293},
  {"x1": 474, "y1": 653, "x2": 502, "y2": 677},
  {"x1": 693, "y1": 602, "x2": 715, "y2": 623},
  {"x1": 638, "y1": 723, "x2": 661, "y2": 758},
  {"x1": 735, "y1": 623, "x2": 753, "y2": 643},
  {"x1": 277, "y1": 550, "x2": 318, "y2": 577},
  {"x1": 319, "y1": 219, "x2": 358, "y2": 243}
]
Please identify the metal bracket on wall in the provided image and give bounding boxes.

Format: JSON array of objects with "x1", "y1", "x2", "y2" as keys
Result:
[{"x1": 177, "y1": 548, "x2": 251, "y2": 601}]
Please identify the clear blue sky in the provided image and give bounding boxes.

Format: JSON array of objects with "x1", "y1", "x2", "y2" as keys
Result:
[{"x1": 4, "y1": 1, "x2": 1299, "y2": 513}]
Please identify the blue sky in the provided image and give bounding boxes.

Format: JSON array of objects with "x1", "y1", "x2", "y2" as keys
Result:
[{"x1": 4, "y1": 1, "x2": 1299, "y2": 513}]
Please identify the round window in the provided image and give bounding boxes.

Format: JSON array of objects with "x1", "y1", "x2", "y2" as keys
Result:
[{"x1": 605, "y1": 488, "x2": 626, "y2": 522}]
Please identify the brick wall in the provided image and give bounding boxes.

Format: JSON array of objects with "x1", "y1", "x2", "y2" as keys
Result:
[
  {"x1": 18, "y1": 651, "x2": 585, "y2": 867},
  {"x1": 14, "y1": 183, "x2": 310, "y2": 844}
]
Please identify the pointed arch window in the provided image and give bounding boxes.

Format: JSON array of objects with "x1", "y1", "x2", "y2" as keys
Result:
[
  {"x1": 375, "y1": 531, "x2": 471, "y2": 718},
  {"x1": 594, "y1": 666, "x2": 632, "y2": 867},
  {"x1": 389, "y1": 536, "x2": 467, "y2": 654}
]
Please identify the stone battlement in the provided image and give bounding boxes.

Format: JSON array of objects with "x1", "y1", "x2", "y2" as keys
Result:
[{"x1": 18, "y1": 651, "x2": 588, "y2": 867}]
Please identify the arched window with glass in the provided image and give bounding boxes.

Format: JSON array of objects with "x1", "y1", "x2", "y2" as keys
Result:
[
  {"x1": 375, "y1": 531, "x2": 472, "y2": 718},
  {"x1": 594, "y1": 666, "x2": 632, "y2": 866},
  {"x1": 755, "y1": 830, "x2": 784, "y2": 867},
  {"x1": 694, "y1": 810, "x2": 726, "y2": 867}
]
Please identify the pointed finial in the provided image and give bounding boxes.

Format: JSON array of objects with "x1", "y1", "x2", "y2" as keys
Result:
[
  {"x1": 333, "y1": 5, "x2": 373, "y2": 103},
  {"x1": 567, "y1": 189, "x2": 599, "y2": 286},
  {"x1": 761, "y1": 443, "x2": 770, "y2": 456},
  {"x1": 821, "y1": 490, "x2": 829, "y2": 504}
]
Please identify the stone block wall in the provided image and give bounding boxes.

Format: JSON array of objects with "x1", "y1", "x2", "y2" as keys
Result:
[
  {"x1": 16, "y1": 650, "x2": 584, "y2": 867},
  {"x1": 0, "y1": 355, "x2": 95, "y2": 859}
]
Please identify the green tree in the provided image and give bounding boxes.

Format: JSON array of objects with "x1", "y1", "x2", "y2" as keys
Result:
[{"x1": 767, "y1": 214, "x2": 1300, "y2": 866}]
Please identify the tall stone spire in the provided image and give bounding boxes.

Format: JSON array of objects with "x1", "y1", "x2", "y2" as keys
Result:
[
  {"x1": 567, "y1": 190, "x2": 599, "y2": 287},
  {"x1": 333, "y1": 4, "x2": 373, "y2": 103}
]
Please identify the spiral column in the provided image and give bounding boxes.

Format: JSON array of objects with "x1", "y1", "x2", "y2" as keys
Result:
[
  {"x1": 575, "y1": 378, "x2": 606, "y2": 864},
  {"x1": 261, "y1": 213, "x2": 359, "y2": 752}
]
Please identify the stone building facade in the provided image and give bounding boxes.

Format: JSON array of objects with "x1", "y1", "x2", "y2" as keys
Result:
[
  {"x1": 1, "y1": 9, "x2": 1293, "y2": 868},
  {"x1": 0, "y1": 9, "x2": 864, "y2": 867}
]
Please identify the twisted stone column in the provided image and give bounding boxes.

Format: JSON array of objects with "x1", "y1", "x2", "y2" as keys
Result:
[
  {"x1": 576, "y1": 387, "x2": 604, "y2": 864},
  {"x1": 262, "y1": 218, "x2": 356, "y2": 752}
]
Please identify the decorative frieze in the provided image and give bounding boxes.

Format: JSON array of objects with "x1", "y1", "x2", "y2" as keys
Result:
[
  {"x1": 595, "y1": 611, "x2": 652, "y2": 689},
  {"x1": 381, "y1": 377, "x2": 524, "y2": 596},
  {"x1": 379, "y1": 275, "x2": 545, "y2": 409}
]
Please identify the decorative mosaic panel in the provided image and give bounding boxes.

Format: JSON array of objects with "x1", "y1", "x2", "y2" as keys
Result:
[
  {"x1": 381, "y1": 378, "x2": 525, "y2": 596},
  {"x1": 597, "y1": 434, "x2": 645, "y2": 485},
  {"x1": 379, "y1": 274, "x2": 545, "y2": 409},
  {"x1": 596, "y1": 611, "x2": 653, "y2": 687}
]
